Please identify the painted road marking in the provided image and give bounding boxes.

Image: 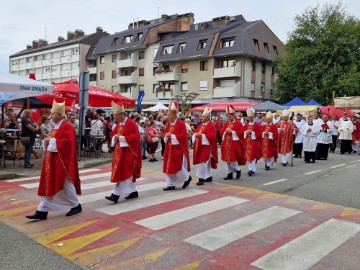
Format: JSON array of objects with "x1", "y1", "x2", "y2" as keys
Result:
[
  {"x1": 305, "y1": 170, "x2": 322, "y2": 175},
  {"x1": 263, "y1": 179, "x2": 288, "y2": 186},
  {"x1": 330, "y1": 164, "x2": 346, "y2": 169},
  {"x1": 97, "y1": 189, "x2": 207, "y2": 215},
  {"x1": 79, "y1": 182, "x2": 165, "y2": 204},
  {"x1": 252, "y1": 219, "x2": 360, "y2": 270},
  {"x1": 81, "y1": 177, "x2": 146, "y2": 190},
  {"x1": 184, "y1": 206, "x2": 300, "y2": 251},
  {"x1": 135, "y1": 196, "x2": 248, "y2": 230}
]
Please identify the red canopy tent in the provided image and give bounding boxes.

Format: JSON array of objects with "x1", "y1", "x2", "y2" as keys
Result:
[
  {"x1": 321, "y1": 105, "x2": 354, "y2": 119},
  {"x1": 52, "y1": 80, "x2": 136, "y2": 107},
  {"x1": 191, "y1": 101, "x2": 259, "y2": 112}
]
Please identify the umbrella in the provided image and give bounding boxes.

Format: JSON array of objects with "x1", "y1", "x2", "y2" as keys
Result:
[
  {"x1": 191, "y1": 101, "x2": 258, "y2": 112},
  {"x1": 253, "y1": 101, "x2": 285, "y2": 112},
  {"x1": 53, "y1": 80, "x2": 135, "y2": 107},
  {"x1": 0, "y1": 72, "x2": 54, "y2": 104},
  {"x1": 142, "y1": 102, "x2": 168, "y2": 111},
  {"x1": 321, "y1": 105, "x2": 354, "y2": 119}
]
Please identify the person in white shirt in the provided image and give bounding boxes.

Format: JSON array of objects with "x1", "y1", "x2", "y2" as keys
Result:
[
  {"x1": 316, "y1": 115, "x2": 334, "y2": 160},
  {"x1": 293, "y1": 113, "x2": 306, "y2": 158},
  {"x1": 338, "y1": 112, "x2": 354, "y2": 154},
  {"x1": 302, "y1": 116, "x2": 320, "y2": 163},
  {"x1": 330, "y1": 115, "x2": 339, "y2": 153}
]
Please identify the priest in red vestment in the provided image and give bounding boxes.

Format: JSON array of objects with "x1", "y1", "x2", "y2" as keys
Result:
[
  {"x1": 220, "y1": 105, "x2": 244, "y2": 180},
  {"x1": 260, "y1": 111, "x2": 279, "y2": 170},
  {"x1": 242, "y1": 108, "x2": 261, "y2": 176},
  {"x1": 105, "y1": 101, "x2": 142, "y2": 203},
  {"x1": 26, "y1": 100, "x2": 81, "y2": 220},
  {"x1": 277, "y1": 109, "x2": 298, "y2": 166},
  {"x1": 162, "y1": 102, "x2": 192, "y2": 191},
  {"x1": 351, "y1": 116, "x2": 360, "y2": 152},
  {"x1": 192, "y1": 106, "x2": 218, "y2": 185}
]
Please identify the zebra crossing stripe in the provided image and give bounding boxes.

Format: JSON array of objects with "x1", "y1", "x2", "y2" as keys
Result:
[
  {"x1": 79, "y1": 182, "x2": 164, "y2": 204},
  {"x1": 135, "y1": 196, "x2": 248, "y2": 230},
  {"x1": 97, "y1": 189, "x2": 207, "y2": 215},
  {"x1": 252, "y1": 218, "x2": 360, "y2": 270},
  {"x1": 184, "y1": 206, "x2": 301, "y2": 251}
]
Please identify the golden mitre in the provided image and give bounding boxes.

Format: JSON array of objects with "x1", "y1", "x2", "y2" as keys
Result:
[
  {"x1": 112, "y1": 101, "x2": 125, "y2": 114},
  {"x1": 51, "y1": 100, "x2": 65, "y2": 116},
  {"x1": 202, "y1": 106, "x2": 212, "y2": 118}
]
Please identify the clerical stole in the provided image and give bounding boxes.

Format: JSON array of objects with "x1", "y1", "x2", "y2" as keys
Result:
[
  {"x1": 193, "y1": 122, "x2": 218, "y2": 169},
  {"x1": 220, "y1": 121, "x2": 244, "y2": 163},
  {"x1": 278, "y1": 120, "x2": 297, "y2": 154},
  {"x1": 242, "y1": 122, "x2": 261, "y2": 162},
  {"x1": 260, "y1": 123, "x2": 278, "y2": 161}
]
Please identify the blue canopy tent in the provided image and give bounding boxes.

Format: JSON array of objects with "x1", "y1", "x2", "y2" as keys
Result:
[
  {"x1": 306, "y1": 99, "x2": 322, "y2": 107},
  {"x1": 282, "y1": 97, "x2": 306, "y2": 107}
]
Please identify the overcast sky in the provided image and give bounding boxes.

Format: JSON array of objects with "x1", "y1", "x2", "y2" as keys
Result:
[{"x1": 1, "y1": 0, "x2": 359, "y2": 73}]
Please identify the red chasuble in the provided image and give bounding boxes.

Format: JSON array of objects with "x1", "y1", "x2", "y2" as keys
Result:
[
  {"x1": 162, "y1": 119, "x2": 190, "y2": 174},
  {"x1": 220, "y1": 120, "x2": 244, "y2": 164},
  {"x1": 193, "y1": 121, "x2": 218, "y2": 169},
  {"x1": 277, "y1": 120, "x2": 298, "y2": 154},
  {"x1": 241, "y1": 122, "x2": 261, "y2": 162},
  {"x1": 352, "y1": 121, "x2": 360, "y2": 144},
  {"x1": 110, "y1": 118, "x2": 142, "y2": 183},
  {"x1": 38, "y1": 121, "x2": 81, "y2": 197},
  {"x1": 260, "y1": 123, "x2": 279, "y2": 161}
]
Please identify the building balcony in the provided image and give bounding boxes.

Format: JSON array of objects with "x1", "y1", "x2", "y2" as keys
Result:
[
  {"x1": 117, "y1": 56, "x2": 138, "y2": 68},
  {"x1": 117, "y1": 72, "x2": 138, "y2": 84},
  {"x1": 213, "y1": 62, "x2": 241, "y2": 78},
  {"x1": 213, "y1": 82, "x2": 240, "y2": 98},
  {"x1": 87, "y1": 66, "x2": 96, "y2": 74},
  {"x1": 155, "y1": 67, "x2": 180, "y2": 81},
  {"x1": 119, "y1": 91, "x2": 133, "y2": 99},
  {"x1": 155, "y1": 87, "x2": 176, "y2": 99}
]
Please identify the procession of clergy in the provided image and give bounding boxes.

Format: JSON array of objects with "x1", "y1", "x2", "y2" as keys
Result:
[{"x1": 26, "y1": 99, "x2": 358, "y2": 220}]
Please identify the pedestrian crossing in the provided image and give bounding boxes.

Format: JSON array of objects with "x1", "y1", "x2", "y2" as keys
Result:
[{"x1": 7, "y1": 168, "x2": 360, "y2": 269}]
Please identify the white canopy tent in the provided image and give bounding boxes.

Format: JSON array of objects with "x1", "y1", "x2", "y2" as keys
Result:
[
  {"x1": 142, "y1": 102, "x2": 168, "y2": 111},
  {"x1": 0, "y1": 72, "x2": 54, "y2": 104}
]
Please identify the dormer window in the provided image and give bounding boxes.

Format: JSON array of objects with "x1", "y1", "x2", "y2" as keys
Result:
[
  {"x1": 161, "y1": 45, "x2": 174, "y2": 55},
  {"x1": 253, "y1": 39, "x2": 260, "y2": 50},
  {"x1": 273, "y1": 45, "x2": 278, "y2": 56},
  {"x1": 135, "y1": 33, "x2": 143, "y2": 41},
  {"x1": 197, "y1": 39, "x2": 207, "y2": 49},
  {"x1": 122, "y1": 35, "x2": 132, "y2": 44},
  {"x1": 111, "y1": 38, "x2": 119, "y2": 46},
  {"x1": 177, "y1": 43, "x2": 186, "y2": 53},
  {"x1": 264, "y1": 42, "x2": 269, "y2": 53},
  {"x1": 221, "y1": 38, "x2": 235, "y2": 48}
]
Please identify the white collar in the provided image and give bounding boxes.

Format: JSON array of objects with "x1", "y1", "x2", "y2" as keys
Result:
[
  {"x1": 170, "y1": 119, "x2": 177, "y2": 125},
  {"x1": 120, "y1": 117, "x2": 128, "y2": 125},
  {"x1": 53, "y1": 119, "x2": 64, "y2": 129}
]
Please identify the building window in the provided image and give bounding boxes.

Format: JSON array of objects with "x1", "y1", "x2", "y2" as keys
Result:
[
  {"x1": 251, "y1": 59, "x2": 256, "y2": 71},
  {"x1": 220, "y1": 38, "x2": 235, "y2": 48},
  {"x1": 139, "y1": 68, "x2": 144, "y2": 76},
  {"x1": 271, "y1": 66, "x2": 275, "y2": 75},
  {"x1": 124, "y1": 85, "x2": 132, "y2": 92},
  {"x1": 200, "y1": 80, "x2": 208, "y2": 91},
  {"x1": 153, "y1": 67, "x2": 157, "y2": 76},
  {"x1": 222, "y1": 60, "x2": 235, "y2": 68},
  {"x1": 100, "y1": 56, "x2": 105, "y2": 64},
  {"x1": 177, "y1": 43, "x2": 186, "y2": 53},
  {"x1": 123, "y1": 35, "x2": 132, "y2": 44},
  {"x1": 198, "y1": 39, "x2": 207, "y2": 49},
  {"x1": 181, "y1": 63, "x2": 188, "y2": 73},
  {"x1": 200, "y1": 60, "x2": 208, "y2": 71},
  {"x1": 273, "y1": 45, "x2": 278, "y2": 56},
  {"x1": 52, "y1": 51, "x2": 60, "y2": 58},
  {"x1": 135, "y1": 33, "x2": 143, "y2": 41},
  {"x1": 138, "y1": 84, "x2": 144, "y2": 91},
  {"x1": 253, "y1": 39, "x2": 260, "y2": 50},
  {"x1": 270, "y1": 87, "x2": 273, "y2": 95},
  {"x1": 161, "y1": 45, "x2": 174, "y2": 55},
  {"x1": 264, "y1": 42, "x2": 269, "y2": 53},
  {"x1": 100, "y1": 71, "x2": 105, "y2": 80},
  {"x1": 33, "y1": 56, "x2": 40, "y2": 61},
  {"x1": 73, "y1": 48, "x2": 79, "y2": 54},
  {"x1": 61, "y1": 49, "x2": 71, "y2": 57},
  {"x1": 112, "y1": 54, "x2": 117, "y2": 62},
  {"x1": 62, "y1": 63, "x2": 71, "y2": 71},
  {"x1": 112, "y1": 70, "x2": 117, "y2": 79},
  {"x1": 89, "y1": 74, "x2": 97, "y2": 81},
  {"x1": 111, "y1": 38, "x2": 119, "y2": 46},
  {"x1": 44, "y1": 67, "x2": 50, "y2": 73},
  {"x1": 251, "y1": 82, "x2": 255, "y2": 92},
  {"x1": 111, "y1": 86, "x2": 117, "y2": 92},
  {"x1": 11, "y1": 60, "x2": 17, "y2": 66},
  {"x1": 26, "y1": 57, "x2": 31, "y2": 63},
  {"x1": 139, "y1": 51, "x2": 145, "y2": 60},
  {"x1": 71, "y1": 62, "x2": 79, "y2": 69},
  {"x1": 153, "y1": 84, "x2": 159, "y2": 93},
  {"x1": 262, "y1": 62, "x2": 266, "y2": 73},
  {"x1": 261, "y1": 83, "x2": 265, "y2": 93},
  {"x1": 181, "y1": 82, "x2": 188, "y2": 91}
]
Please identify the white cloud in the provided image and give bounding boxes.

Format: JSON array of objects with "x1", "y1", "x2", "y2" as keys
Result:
[{"x1": 1, "y1": 0, "x2": 359, "y2": 72}]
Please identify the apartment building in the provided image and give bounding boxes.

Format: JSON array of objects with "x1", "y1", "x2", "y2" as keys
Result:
[
  {"x1": 154, "y1": 15, "x2": 285, "y2": 101},
  {"x1": 94, "y1": 13, "x2": 194, "y2": 99},
  {"x1": 9, "y1": 27, "x2": 108, "y2": 83}
]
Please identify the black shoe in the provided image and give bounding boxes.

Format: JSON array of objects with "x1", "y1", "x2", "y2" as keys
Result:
[
  {"x1": 236, "y1": 170, "x2": 241, "y2": 179},
  {"x1": 26, "y1": 210, "x2": 48, "y2": 220},
  {"x1": 125, "y1": 191, "x2": 139, "y2": 200},
  {"x1": 293, "y1": 155, "x2": 298, "y2": 158},
  {"x1": 105, "y1": 193, "x2": 120, "y2": 203},
  {"x1": 196, "y1": 179, "x2": 205, "y2": 186},
  {"x1": 66, "y1": 204, "x2": 82, "y2": 217},
  {"x1": 248, "y1": 171, "x2": 254, "y2": 176},
  {"x1": 223, "y1": 173, "x2": 233, "y2": 180},
  {"x1": 153, "y1": 158, "x2": 158, "y2": 161},
  {"x1": 163, "y1": 186, "x2": 175, "y2": 191},
  {"x1": 305, "y1": 160, "x2": 310, "y2": 163},
  {"x1": 282, "y1": 162, "x2": 288, "y2": 167},
  {"x1": 182, "y1": 176, "x2": 192, "y2": 189},
  {"x1": 205, "y1": 177, "x2": 213, "y2": 182},
  {"x1": 149, "y1": 159, "x2": 154, "y2": 162},
  {"x1": 265, "y1": 165, "x2": 270, "y2": 170},
  {"x1": 142, "y1": 157, "x2": 148, "y2": 160}
]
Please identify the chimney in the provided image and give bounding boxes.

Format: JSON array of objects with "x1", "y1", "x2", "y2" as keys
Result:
[
  {"x1": 96, "y1": 26, "x2": 103, "y2": 33},
  {"x1": 58, "y1": 36, "x2": 65, "y2": 42},
  {"x1": 32, "y1": 40, "x2": 39, "y2": 48},
  {"x1": 38, "y1": 39, "x2": 48, "y2": 47},
  {"x1": 26, "y1": 45, "x2": 32, "y2": 50},
  {"x1": 212, "y1": 15, "x2": 230, "y2": 27},
  {"x1": 137, "y1": 20, "x2": 149, "y2": 27},
  {"x1": 67, "y1": 31, "x2": 75, "y2": 40},
  {"x1": 161, "y1": 14, "x2": 170, "y2": 21}
]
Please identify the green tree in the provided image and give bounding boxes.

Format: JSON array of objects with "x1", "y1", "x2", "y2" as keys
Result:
[{"x1": 274, "y1": 2, "x2": 360, "y2": 105}]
